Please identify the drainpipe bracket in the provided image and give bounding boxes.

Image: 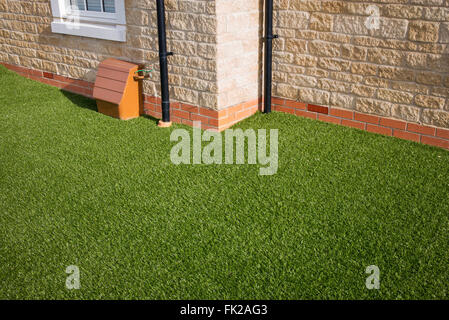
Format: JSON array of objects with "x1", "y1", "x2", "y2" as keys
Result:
[
  {"x1": 266, "y1": 35, "x2": 279, "y2": 40},
  {"x1": 161, "y1": 52, "x2": 174, "y2": 58}
]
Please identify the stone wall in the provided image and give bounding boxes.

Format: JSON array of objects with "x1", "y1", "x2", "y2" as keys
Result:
[
  {"x1": 272, "y1": 0, "x2": 449, "y2": 128},
  {"x1": 216, "y1": 0, "x2": 262, "y2": 109},
  {"x1": 0, "y1": 0, "x2": 218, "y2": 109}
]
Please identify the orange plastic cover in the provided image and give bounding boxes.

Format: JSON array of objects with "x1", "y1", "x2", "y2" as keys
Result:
[{"x1": 93, "y1": 58, "x2": 138, "y2": 105}]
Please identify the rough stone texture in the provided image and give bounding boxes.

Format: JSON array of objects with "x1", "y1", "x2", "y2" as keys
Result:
[
  {"x1": 0, "y1": 0, "x2": 219, "y2": 109},
  {"x1": 215, "y1": 0, "x2": 262, "y2": 109},
  {"x1": 422, "y1": 109, "x2": 449, "y2": 128},
  {"x1": 408, "y1": 21, "x2": 439, "y2": 42},
  {"x1": 272, "y1": 0, "x2": 449, "y2": 128},
  {"x1": 415, "y1": 94, "x2": 446, "y2": 109}
]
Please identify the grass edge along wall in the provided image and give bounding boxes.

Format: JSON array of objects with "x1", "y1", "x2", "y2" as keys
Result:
[{"x1": 1, "y1": 61, "x2": 449, "y2": 151}]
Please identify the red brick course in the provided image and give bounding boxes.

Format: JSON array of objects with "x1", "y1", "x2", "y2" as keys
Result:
[
  {"x1": 143, "y1": 96, "x2": 260, "y2": 131},
  {"x1": 1, "y1": 62, "x2": 93, "y2": 98},
  {"x1": 407, "y1": 123, "x2": 436, "y2": 136},
  {"x1": 307, "y1": 104, "x2": 329, "y2": 114},
  {"x1": 271, "y1": 96, "x2": 449, "y2": 150},
  {"x1": 421, "y1": 136, "x2": 449, "y2": 149},
  {"x1": 436, "y1": 128, "x2": 449, "y2": 140},
  {"x1": 366, "y1": 124, "x2": 393, "y2": 136},
  {"x1": 393, "y1": 130, "x2": 420, "y2": 143},
  {"x1": 329, "y1": 108, "x2": 353, "y2": 119},
  {"x1": 379, "y1": 118, "x2": 407, "y2": 130},
  {"x1": 354, "y1": 112, "x2": 379, "y2": 125},
  {"x1": 342, "y1": 119, "x2": 366, "y2": 130}
]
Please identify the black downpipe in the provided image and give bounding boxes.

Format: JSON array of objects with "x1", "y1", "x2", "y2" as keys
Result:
[
  {"x1": 156, "y1": 0, "x2": 173, "y2": 123},
  {"x1": 264, "y1": 0, "x2": 277, "y2": 114}
]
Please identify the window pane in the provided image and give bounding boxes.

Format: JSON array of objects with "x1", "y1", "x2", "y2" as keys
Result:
[
  {"x1": 103, "y1": 0, "x2": 115, "y2": 13},
  {"x1": 70, "y1": 0, "x2": 86, "y2": 10},
  {"x1": 86, "y1": 0, "x2": 102, "y2": 12}
]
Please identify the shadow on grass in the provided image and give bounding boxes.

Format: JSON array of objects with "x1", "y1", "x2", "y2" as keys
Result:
[
  {"x1": 61, "y1": 89, "x2": 160, "y2": 125},
  {"x1": 141, "y1": 114, "x2": 160, "y2": 125},
  {"x1": 61, "y1": 90, "x2": 97, "y2": 112}
]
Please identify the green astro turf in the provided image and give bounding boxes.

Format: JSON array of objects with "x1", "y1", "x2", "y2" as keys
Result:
[{"x1": 0, "y1": 65, "x2": 449, "y2": 300}]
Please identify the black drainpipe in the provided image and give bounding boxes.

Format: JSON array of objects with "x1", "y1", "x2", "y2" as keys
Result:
[
  {"x1": 156, "y1": 0, "x2": 173, "y2": 125},
  {"x1": 264, "y1": 0, "x2": 278, "y2": 114}
]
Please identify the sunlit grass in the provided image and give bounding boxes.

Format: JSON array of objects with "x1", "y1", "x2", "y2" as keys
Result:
[{"x1": 1, "y1": 65, "x2": 448, "y2": 299}]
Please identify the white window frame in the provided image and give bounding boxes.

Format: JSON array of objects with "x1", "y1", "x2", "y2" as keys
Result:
[{"x1": 50, "y1": 0, "x2": 127, "y2": 42}]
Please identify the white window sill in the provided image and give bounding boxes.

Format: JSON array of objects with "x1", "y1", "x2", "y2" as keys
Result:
[{"x1": 51, "y1": 21, "x2": 126, "y2": 42}]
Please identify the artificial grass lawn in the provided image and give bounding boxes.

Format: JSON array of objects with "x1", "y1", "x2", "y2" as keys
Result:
[{"x1": 1, "y1": 65, "x2": 448, "y2": 300}]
